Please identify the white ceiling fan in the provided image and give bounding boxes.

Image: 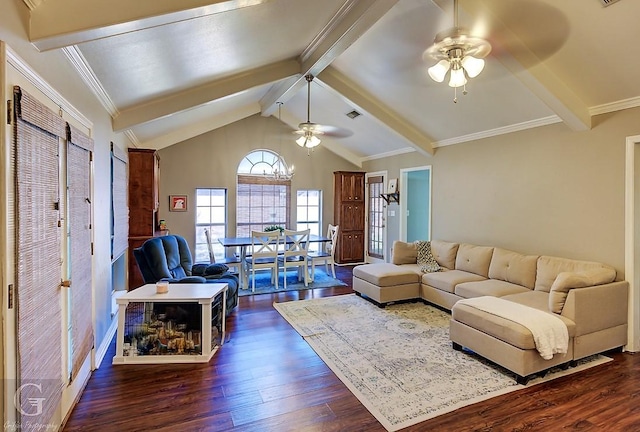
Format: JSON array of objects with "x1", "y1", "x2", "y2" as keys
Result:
[{"x1": 294, "y1": 74, "x2": 351, "y2": 151}]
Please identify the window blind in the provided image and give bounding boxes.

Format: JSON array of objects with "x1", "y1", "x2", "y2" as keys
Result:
[
  {"x1": 111, "y1": 143, "x2": 128, "y2": 260},
  {"x1": 66, "y1": 123, "x2": 94, "y2": 381},
  {"x1": 13, "y1": 86, "x2": 65, "y2": 427},
  {"x1": 237, "y1": 175, "x2": 290, "y2": 237}
]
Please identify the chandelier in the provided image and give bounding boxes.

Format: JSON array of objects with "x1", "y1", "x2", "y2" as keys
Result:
[
  {"x1": 267, "y1": 156, "x2": 294, "y2": 181},
  {"x1": 424, "y1": 0, "x2": 491, "y2": 102}
]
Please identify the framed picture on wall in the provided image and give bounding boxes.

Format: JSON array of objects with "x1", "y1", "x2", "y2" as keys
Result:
[
  {"x1": 169, "y1": 195, "x2": 188, "y2": 212},
  {"x1": 387, "y1": 178, "x2": 398, "y2": 194}
]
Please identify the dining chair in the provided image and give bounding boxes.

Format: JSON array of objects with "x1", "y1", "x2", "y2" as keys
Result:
[
  {"x1": 245, "y1": 230, "x2": 281, "y2": 292},
  {"x1": 308, "y1": 224, "x2": 339, "y2": 280},
  {"x1": 278, "y1": 229, "x2": 311, "y2": 289},
  {"x1": 204, "y1": 228, "x2": 241, "y2": 274}
]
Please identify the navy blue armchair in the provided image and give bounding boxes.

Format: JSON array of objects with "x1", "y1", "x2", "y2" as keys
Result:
[{"x1": 133, "y1": 234, "x2": 238, "y2": 314}]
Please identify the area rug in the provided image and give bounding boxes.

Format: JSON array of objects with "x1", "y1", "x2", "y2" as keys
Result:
[
  {"x1": 238, "y1": 268, "x2": 346, "y2": 296},
  {"x1": 273, "y1": 294, "x2": 611, "y2": 432}
]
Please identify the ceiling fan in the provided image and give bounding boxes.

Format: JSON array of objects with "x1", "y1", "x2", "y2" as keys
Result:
[{"x1": 294, "y1": 74, "x2": 351, "y2": 151}]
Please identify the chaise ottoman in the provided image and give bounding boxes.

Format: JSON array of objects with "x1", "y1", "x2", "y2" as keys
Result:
[
  {"x1": 352, "y1": 263, "x2": 421, "y2": 307},
  {"x1": 450, "y1": 295, "x2": 576, "y2": 384}
]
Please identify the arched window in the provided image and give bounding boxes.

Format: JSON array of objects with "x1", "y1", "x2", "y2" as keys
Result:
[
  {"x1": 237, "y1": 149, "x2": 291, "y2": 176},
  {"x1": 236, "y1": 150, "x2": 291, "y2": 237}
]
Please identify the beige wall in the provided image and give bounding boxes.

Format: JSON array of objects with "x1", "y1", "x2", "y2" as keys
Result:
[
  {"x1": 364, "y1": 107, "x2": 640, "y2": 277},
  {"x1": 158, "y1": 113, "x2": 361, "y2": 253}
]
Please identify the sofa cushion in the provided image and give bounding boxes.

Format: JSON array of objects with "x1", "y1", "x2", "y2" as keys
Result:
[
  {"x1": 548, "y1": 268, "x2": 616, "y2": 313},
  {"x1": 455, "y1": 244, "x2": 494, "y2": 277},
  {"x1": 430, "y1": 240, "x2": 459, "y2": 270},
  {"x1": 391, "y1": 241, "x2": 417, "y2": 265},
  {"x1": 452, "y1": 296, "x2": 576, "y2": 351},
  {"x1": 416, "y1": 240, "x2": 441, "y2": 273},
  {"x1": 502, "y1": 291, "x2": 576, "y2": 336},
  {"x1": 535, "y1": 256, "x2": 616, "y2": 293},
  {"x1": 488, "y1": 248, "x2": 539, "y2": 289},
  {"x1": 353, "y1": 263, "x2": 420, "y2": 287},
  {"x1": 455, "y1": 279, "x2": 530, "y2": 299},
  {"x1": 422, "y1": 269, "x2": 486, "y2": 294}
]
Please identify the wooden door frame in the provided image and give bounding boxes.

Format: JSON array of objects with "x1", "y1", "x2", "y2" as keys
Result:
[{"x1": 624, "y1": 134, "x2": 640, "y2": 352}]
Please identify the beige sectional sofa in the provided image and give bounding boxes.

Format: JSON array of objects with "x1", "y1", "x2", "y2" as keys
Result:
[{"x1": 352, "y1": 240, "x2": 629, "y2": 383}]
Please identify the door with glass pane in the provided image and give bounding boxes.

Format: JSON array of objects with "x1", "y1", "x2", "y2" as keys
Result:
[{"x1": 366, "y1": 174, "x2": 385, "y2": 262}]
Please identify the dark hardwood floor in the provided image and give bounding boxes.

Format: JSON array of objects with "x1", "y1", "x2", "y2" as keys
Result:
[{"x1": 64, "y1": 266, "x2": 640, "y2": 432}]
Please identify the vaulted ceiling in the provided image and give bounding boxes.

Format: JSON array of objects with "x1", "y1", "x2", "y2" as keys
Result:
[{"x1": 24, "y1": 0, "x2": 640, "y2": 166}]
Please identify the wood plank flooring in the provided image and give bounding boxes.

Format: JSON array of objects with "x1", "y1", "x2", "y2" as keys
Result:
[{"x1": 64, "y1": 266, "x2": 640, "y2": 431}]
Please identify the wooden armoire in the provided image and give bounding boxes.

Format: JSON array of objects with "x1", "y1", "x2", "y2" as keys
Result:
[
  {"x1": 333, "y1": 171, "x2": 365, "y2": 264},
  {"x1": 128, "y1": 148, "x2": 160, "y2": 290}
]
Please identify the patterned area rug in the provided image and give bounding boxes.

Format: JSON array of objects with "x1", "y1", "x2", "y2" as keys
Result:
[
  {"x1": 238, "y1": 268, "x2": 346, "y2": 296},
  {"x1": 274, "y1": 294, "x2": 611, "y2": 432}
]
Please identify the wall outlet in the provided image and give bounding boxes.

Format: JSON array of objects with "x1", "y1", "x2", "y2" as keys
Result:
[{"x1": 388, "y1": 210, "x2": 395, "y2": 216}]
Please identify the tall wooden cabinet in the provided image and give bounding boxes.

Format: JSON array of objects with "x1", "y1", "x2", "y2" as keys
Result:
[
  {"x1": 128, "y1": 148, "x2": 160, "y2": 290},
  {"x1": 333, "y1": 171, "x2": 365, "y2": 264}
]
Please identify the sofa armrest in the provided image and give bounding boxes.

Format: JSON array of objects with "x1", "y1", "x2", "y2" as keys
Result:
[{"x1": 560, "y1": 281, "x2": 628, "y2": 336}]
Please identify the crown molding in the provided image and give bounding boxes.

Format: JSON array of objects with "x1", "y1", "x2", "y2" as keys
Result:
[
  {"x1": 433, "y1": 116, "x2": 562, "y2": 148},
  {"x1": 361, "y1": 146, "x2": 415, "y2": 162},
  {"x1": 62, "y1": 46, "x2": 119, "y2": 117},
  {"x1": 7, "y1": 46, "x2": 92, "y2": 129},
  {"x1": 590, "y1": 96, "x2": 640, "y2": 116}
]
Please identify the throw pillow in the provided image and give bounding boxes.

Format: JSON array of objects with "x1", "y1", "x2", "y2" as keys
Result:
[
  {"x1": 392, "y1": 241, "x2": 418, "y2": 265},
  {"x1": 548, "y1": 268, "x2": 616, "y2": 313},
  {"x1": 415, "y1": 240, "x2": 441, "y2": 273},
  {"x1": 204, "y1": 263, "x2": 229, "y2": 276}
]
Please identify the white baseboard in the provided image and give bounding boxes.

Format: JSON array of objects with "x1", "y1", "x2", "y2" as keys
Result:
[{"x1": 94, "y1": 314, "x2": 118, "y2": 369}]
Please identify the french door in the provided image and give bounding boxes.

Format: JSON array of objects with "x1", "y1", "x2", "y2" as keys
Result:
[
  {"x1": 4, "y1": 45, "x2": 94, "y2": 429},
  {"x1": 366, "y1": 173, "x2": 386, "y2": 263}
]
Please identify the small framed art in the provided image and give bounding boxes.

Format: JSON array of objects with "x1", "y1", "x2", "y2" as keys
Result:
[
  {"x1": 387, "y1": 178, "x2": 398, "y2": 194},
  {"x1": 169, "y1": 195, "x2": 188, "y2": 212}
]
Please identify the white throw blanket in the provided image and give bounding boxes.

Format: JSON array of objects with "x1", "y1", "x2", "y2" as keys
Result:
[{"x1": 457, "y1": 296, "x2": 569, "y2": 360}]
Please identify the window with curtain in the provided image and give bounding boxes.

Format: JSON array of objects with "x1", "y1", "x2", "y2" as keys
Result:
[
  {"x1": 195, "y1": 188, "x2": 227, "y2": 262},
  {"x1": 236, "y1": 150, "x2": 291, "y2": 237},
  {"x1": 296, "y1": 189, "x2": 322, "y2": 252}
]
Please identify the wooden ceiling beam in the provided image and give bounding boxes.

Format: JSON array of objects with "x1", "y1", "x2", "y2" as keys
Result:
[
  {"x1": 259, "y1": 0, "x2": 399, "y2": 117},
  {"x1": 318, "y1": 66, "x2": 435, "y2": 157},
  {"x1": 112, "y1": 59, "x2": 298, "y2": 132},
  {"x1": 29, "y1": 0, "x2": 270, "y2": 51}
]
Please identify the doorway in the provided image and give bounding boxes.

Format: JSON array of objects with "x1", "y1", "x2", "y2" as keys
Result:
[
  {"x1": 365, "y1": 171, "x2": 387, "y2": 263},
  {"x1": 624, "y1": 135, "x2": 640, "y2": 352},
  {"x1": 400, "y1": 166, "x2": 432, "y2": 242}
]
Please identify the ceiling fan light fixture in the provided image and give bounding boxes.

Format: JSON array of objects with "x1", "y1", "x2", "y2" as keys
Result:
[
  {"x1": 448, "y1": 66, "x2": 467, "y2": 88},
  {"x1": 461, "y1": 55, "x2": 485, "y2": 78},
  {"x1": 428, "y1": 59, "x2": 450, "y2": 82},
  {"x1": 296, "y1": 132, "x2": 321, "y2": 148},
  {"x1": 424, "y1": 0, "x2": 491, "y2": 100}
]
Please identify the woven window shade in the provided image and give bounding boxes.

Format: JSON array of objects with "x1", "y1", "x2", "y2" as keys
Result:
[
  {"x1": 111, "y1": 143, "x2": 128, "y2": 260},
  {"x1": 13, "y1": 86, "x2": 64, "y2": 425},
  {"x1": 236, "y1": 175, "x2": 290, "y2": 237},
  {"x1": 66, "y1": 123, "x2": 94, "y2": 380}
]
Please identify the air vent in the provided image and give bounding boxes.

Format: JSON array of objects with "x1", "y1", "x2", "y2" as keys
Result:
[
  {"x1": 600, "y1": 0, "x2": 620, "y2": 6},
  {"x1": 346, "y1": 110, "x2": 361, "y2": 119}
]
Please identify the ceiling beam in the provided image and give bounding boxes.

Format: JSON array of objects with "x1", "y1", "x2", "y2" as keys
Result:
[
  {"x1": 140, "y1": 103, "x2": 261, "y2": 150},
  {"x1": 259, "y1": 0, "x2": 399, "y2": 116},
  {"x1": 459, "y1": 0, "x2": 591, "y2": 131},
  {"x1": 318, "y1": 66, "x2": 435, "y2": 157},
  {"x1": 29, "y1": 0, "x2": 270, "y2": 51},
  {"x1": 112, "y1": 59, "x2": 299, "y2": 132}
]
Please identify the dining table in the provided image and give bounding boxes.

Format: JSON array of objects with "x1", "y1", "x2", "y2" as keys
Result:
[{"x1": 218, "y1": 234, "x2": 331, "y2": 289}]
